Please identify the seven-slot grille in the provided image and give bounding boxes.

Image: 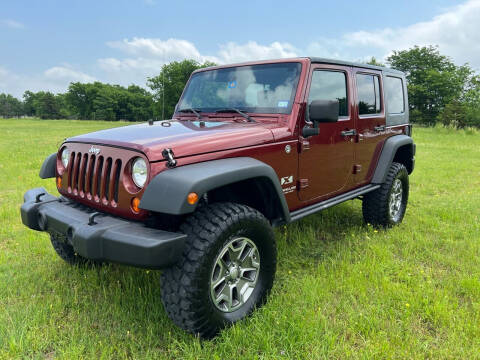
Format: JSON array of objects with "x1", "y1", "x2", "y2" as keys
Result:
[{"x1": 67, "y1": 150, "x2": 122, "y2": 206}]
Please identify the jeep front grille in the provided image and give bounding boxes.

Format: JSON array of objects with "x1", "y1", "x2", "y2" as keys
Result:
[
  {"x1": 57, "y1": 143, "x2": 148, "y2": 219},
  {"x1": 67, "y1": 151, "x2": 122, "y2": 205}
]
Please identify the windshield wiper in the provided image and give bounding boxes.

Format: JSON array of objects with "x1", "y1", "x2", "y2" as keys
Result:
[
  {"x1": 215, "y1": 108, "x2": 255, "y2": 122},
  {"x1": 177, "y1": 108, "x2": 202, "y2": 120}
]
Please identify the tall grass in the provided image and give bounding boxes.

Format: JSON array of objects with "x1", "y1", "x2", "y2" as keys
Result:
[{"x1": 1, "y1": 118, "x2": 479, "y2": 359}]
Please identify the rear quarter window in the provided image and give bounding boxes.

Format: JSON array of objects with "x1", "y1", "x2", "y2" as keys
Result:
[{"x1": 385, "y1": 76, "x2": 405, "y2": 114}]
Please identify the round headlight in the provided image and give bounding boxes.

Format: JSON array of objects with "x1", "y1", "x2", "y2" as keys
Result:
[
  {"x1": 132, "y1": 158, "x2": 148, "y2": 188},
  {"x1": 61, "y1": 148, "x2": 70, "y2": 168}
]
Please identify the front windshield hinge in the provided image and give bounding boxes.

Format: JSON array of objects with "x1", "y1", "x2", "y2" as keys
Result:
[{"x1": 162, "y1": 148, "x2": 177, "y2": 168}]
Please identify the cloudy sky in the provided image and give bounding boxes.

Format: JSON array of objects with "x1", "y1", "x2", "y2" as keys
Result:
[{"x1": 1, "y1": 0, "x2": 479, "y2": 98}]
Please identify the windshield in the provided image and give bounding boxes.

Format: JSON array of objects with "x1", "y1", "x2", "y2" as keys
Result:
[{"x1": 177, "y1": 62, "x2": 302, "y2": 115}]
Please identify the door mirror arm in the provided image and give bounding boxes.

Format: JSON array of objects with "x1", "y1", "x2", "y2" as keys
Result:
[{"x1": 302, "y1": 121, "x2": 320, "y2": 138}]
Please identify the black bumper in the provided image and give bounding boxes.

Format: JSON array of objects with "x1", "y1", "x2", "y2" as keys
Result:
[{"x1": 20, "y1": 188, "x2": 187, "y2": 269}]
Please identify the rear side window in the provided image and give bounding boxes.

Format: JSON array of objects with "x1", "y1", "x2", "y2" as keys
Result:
[
  {"x1": 385, "y1": 76, "x2": 405, "y2": 114},
  {"x1": 356, "y1": 74, "x2": 381, "y2": 115},
  {"x1": 308, "y1": 70, "x2": 348, "y2": 117}
]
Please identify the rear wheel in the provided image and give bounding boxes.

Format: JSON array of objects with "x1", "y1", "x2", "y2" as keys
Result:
[
  {"x1": 362, "y1": 162, "x2": 409, "y2": 227},
  {"x1": 160, "y1": 202, "x2": 276, "y2": 338}
]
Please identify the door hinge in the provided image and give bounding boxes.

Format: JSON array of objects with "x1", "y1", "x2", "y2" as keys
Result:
[
  {"x1": 300, "y1": 140, "x2": 310, "y2": 152},
  {"x1": 298, "y1": 178, "x2": 309, "y2": 189},
  {"x1": 353, "y1": 164, "x2": 362, "y2": 174}
]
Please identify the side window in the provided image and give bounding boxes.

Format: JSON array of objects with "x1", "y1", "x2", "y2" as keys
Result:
[
  {"x1": 308, "y1": 70, "x2": 348, "y2": 117},
  {"x1": 385, "y1": 76, "x2": 405, "y2": 114},
  {"x1": 356, "y1": 74, "x2": 381, "y2": 115}
]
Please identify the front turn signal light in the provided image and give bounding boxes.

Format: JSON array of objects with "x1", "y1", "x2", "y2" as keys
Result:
[
  {"x1": 56, "y1": 176, "x2": 62, "y2": 188},
  {"x1": 187, "y1": 192, "x2": 199, "y2": 205},
  {"x1": 131, "y1": 197, "x2": 141, "y2": 213}
]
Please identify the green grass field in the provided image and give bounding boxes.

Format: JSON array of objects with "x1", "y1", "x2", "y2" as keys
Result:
[{"x1": 1, "y1": 118, "x2": 479, "y2": 359}]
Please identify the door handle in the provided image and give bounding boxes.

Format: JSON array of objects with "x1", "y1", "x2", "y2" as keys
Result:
[
  {"x1": 374, "y1": 125, "x2": 386, "y2": 132},
  {"x1": 341, "y1": 129, "x2": 357, "y2": 137}
]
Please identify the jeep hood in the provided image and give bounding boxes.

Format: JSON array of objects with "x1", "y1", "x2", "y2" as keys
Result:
[{"x1": 67, "y1": 120, "x2": 275, "y2": 160}]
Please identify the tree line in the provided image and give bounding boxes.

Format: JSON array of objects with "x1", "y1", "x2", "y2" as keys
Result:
[
  {"x1": 0, "y1": 59, "x2": 214, "y2": 122},
  {"x1": 1, "y1": 47, "x2": 479, "y2": 128}
]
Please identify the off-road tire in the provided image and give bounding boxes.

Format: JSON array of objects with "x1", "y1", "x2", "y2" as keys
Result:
[
  {"x1": 362, "y1": 162, "x2": 409, "y2": 227},
  {"x1": 160, "y1": 202, "x2": 276, "y2": 338},
  {"x1": 50, "y1": 234, "x2": 95, "y2": 266}
]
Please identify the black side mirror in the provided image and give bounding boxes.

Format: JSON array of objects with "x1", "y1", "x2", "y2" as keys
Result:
[
  {"x1": 309, "y1": 99, "x2": 339, "y2": 123},
  {"x1": 302, "y1": 99, "x2": 340, "y2": 138}
]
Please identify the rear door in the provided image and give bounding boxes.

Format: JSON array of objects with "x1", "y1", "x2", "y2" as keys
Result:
[
  {"x1": 353, "y1": 70, "x2": 389, "y2": 185},
  {"x1": 298, "y1": 64, "x2": 355, "y2": 201}
]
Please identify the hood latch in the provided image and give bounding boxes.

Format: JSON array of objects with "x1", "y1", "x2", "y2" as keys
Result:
[{"x1": 162, "y1": 148, "x2": 177, "y2": 168}]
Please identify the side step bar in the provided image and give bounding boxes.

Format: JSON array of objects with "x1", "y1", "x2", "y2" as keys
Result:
[{"x1": 289, "y1": 184, "x2": 380, "y2": 223}]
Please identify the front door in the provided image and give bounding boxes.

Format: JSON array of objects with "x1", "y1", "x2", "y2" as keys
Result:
[{"x1": 298, "y1": 64, "x2": 355, "y2": 202}]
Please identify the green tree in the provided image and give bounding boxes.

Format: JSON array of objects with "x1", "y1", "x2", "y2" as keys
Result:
[
  {"x1": 0, "y1": 93, "x2": 23, "y2": 117},
  {"x1": 387, "y1": 46, "x2": 475, "y2": 125},
  {"x1": 32, "y1": 91, "x2": 64, "y2": 119},
  {"x1": 126, "y1": 85, "x2": 154, "y2": 121},
  {"x1": 21, "y1": 91, "x2": 70, "y2": 119},
  {"x1": 366, "y1": 56, "x2": 385, "y2": 67},
  {"x1": 23, "y1": 91, "x2": 36, "y2": 116},
  {"x1": 65, "y1": 82, "x2": 100, "y2": 119},
  {"x1": 442, "y1": 81, "x2": 480, "y2": 128},
  {"x1": 66, "y1": 82, "x2": 153, "y2": 121},
  {"x1": 148, "y1": 59, "x2": 216, "y2": 119},
  {"x1": 438, "y1": 99, "x2": 467, "y2": 128}
]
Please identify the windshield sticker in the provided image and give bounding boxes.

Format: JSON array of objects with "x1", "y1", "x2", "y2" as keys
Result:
[
  {"x1": 277, "y1": 100, "x2": 289, "y2": 108},
  {"x1": 228, "y1": 81, "x2": 237, "y2": 89}
]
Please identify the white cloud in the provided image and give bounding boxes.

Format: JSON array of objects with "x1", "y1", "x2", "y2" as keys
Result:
[
  {"x1": 217, "y1": 41, "x2": 298, "y2": 64},
  {"x1": 0, "y1": 65, "x2": 96, "y2": 98},
  {"x1": 97, "y1": 0, "x2": 480, "y2": 89},
  {"x1": 3, "y1": 0, "x2": 480, "y2": 97},
  {"x1": 0, "y1": 66, "x2": 25, "y2": 97},
  {"x1": 98, "y1": 57, "x2": 166, "y2": 85},
  {"x1": 100, "y1": 0, "x2": 480, "y2": 83},
  {"x1": 0, "y1": 66, "x2": 19, "y2": 93},
  {"x1": 97, "y1": 38, "x2": 298, "y2": 86},
  {"x1": 308, "y1": 0, "x2": 480, "y2": 68},
  {"x1": 1, "y1": 19, "x2": 24, "y2": 29},
  {"x1": 44, "y1": 66, "x2": 96, "y2": 84},
  {"x1": 98, "y1": 57, "x2": 160, "y2": 72},
  {"x1": 106, "y1": 38, "x2": 212, "y2": 62}
]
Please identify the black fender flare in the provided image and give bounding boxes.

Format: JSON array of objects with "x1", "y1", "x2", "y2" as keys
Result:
[
  {"x1": 139, "y1": 157, "x2": 291, "y2": 224},
  {"x1": 39, "y1": 153, "x2": 57, "y2": 179},
  {"x1": 372, "y1": 135, "x2": 415, "y2": 184}
]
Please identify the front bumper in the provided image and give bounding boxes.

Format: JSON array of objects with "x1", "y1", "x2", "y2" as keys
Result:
[{"x1": 20, "y1": 188, "x2": 187, "y2": 269}]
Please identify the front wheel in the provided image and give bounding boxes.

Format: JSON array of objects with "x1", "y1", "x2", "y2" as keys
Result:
[
  {"x1": 362, "y1": 162, "x2": 409, "y2": 227},
  {"x1": 50, "y1": 234, "x2": 88, "y2": 265},
  {"x1": 160, "y1": 202, "x2": 276, "y2": 338}
]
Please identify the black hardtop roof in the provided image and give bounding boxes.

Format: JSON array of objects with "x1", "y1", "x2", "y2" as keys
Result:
[
  {"x1": 192, "y1": 57, "x2": 405, "y2": 76},
  {"x1": 308, "y1": 57, "x2": 404, "y2": 75}
]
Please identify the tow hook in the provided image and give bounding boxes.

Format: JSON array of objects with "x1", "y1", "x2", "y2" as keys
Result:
[{"x1": 162, "y1": 148, "x2": 177, "y2": 168}]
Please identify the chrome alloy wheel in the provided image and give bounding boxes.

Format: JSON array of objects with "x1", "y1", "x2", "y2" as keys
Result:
[
  {"x1": 210, "y1": 237, "x2": 260, "y2": 313},
  {"x1": 389, "y1": 178, "x2": 403, "y2": 222}
]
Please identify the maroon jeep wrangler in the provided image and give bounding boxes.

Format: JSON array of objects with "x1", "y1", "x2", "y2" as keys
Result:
[{"x1": 21, "y1": 57, "x2": 415, "y2": 338}]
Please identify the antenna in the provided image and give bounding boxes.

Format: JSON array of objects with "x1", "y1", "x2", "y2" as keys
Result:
[{"x1": 162, "y1": 65, "x2": 165, "y2": 120}]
